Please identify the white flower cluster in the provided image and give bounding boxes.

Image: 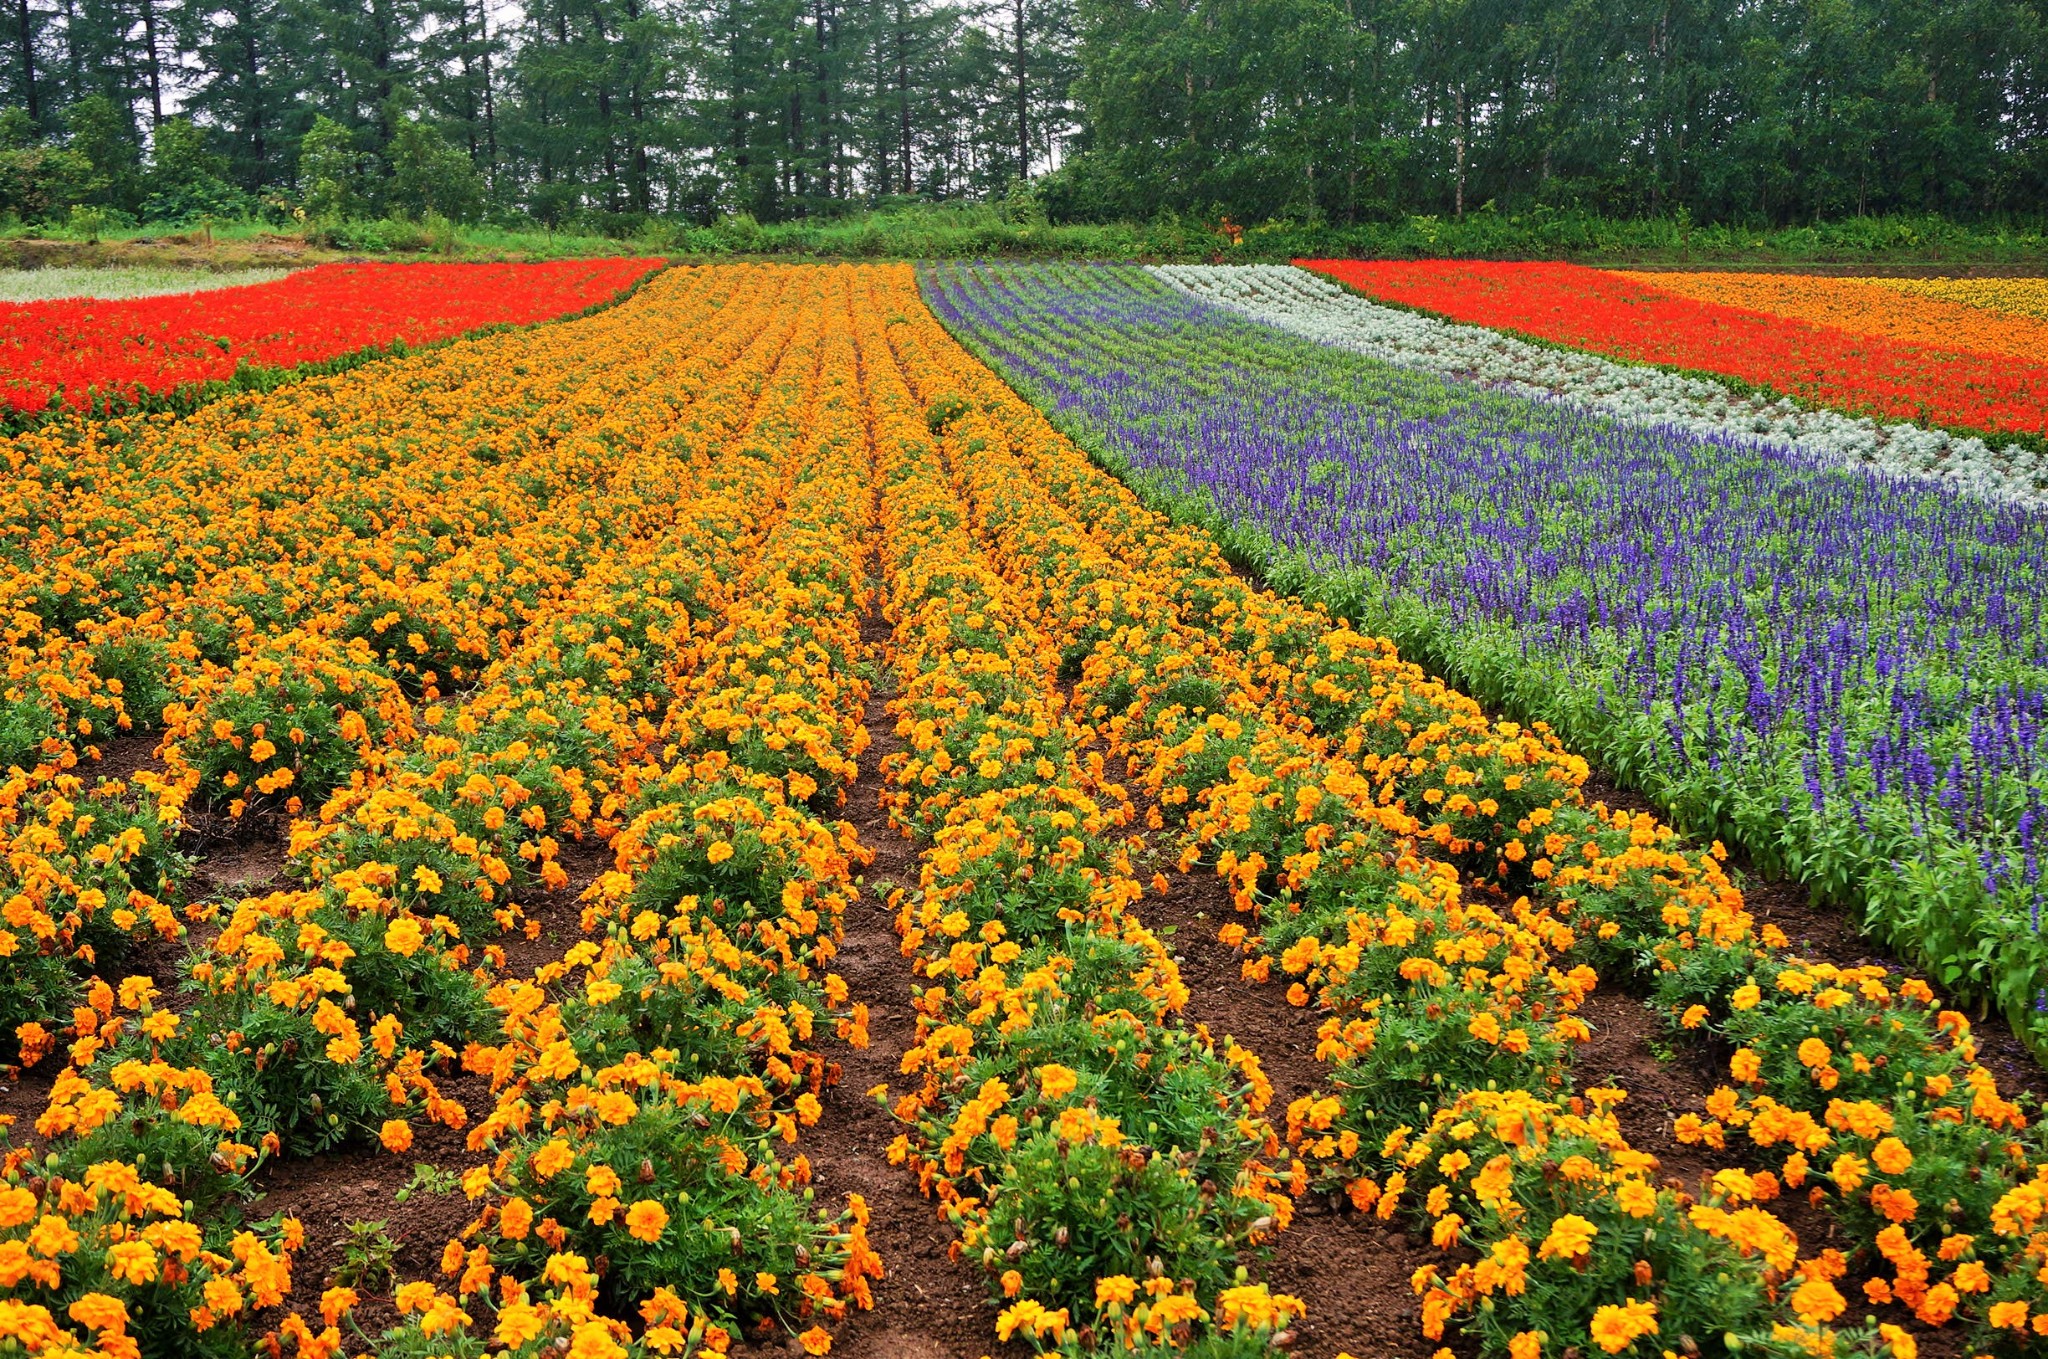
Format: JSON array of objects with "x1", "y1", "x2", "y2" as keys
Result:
[
  {"x1": 1149, "y1": 263, "x2": 2048, "y2": 512},
  {"x1": 0, "y1": 265, "x2": 294, "y2": 304}
]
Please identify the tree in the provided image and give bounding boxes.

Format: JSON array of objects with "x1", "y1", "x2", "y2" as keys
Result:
[
  {"x1": 63, "y1": 91, "x2": 139, "y2": 208},
  {"x1": 387, "y1": 112, "x2": 483, "y2": 219},
  {"x1": 298, "y1": 111, "x2": 366, "y2": 216},
  {"x1": 142, "y1": 115, "x2": 252, "y2": 221}
]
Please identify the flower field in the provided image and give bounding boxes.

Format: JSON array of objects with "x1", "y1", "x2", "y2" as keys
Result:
[
  {"x1": 1299, "y1": 259, "x2": 2048, "y2": 447},
  {"x1": 922, "y1": 263, "x2": 2048, "y2": 1058},
  {"x1": 0, "y1": 258, "x2": 663, "y2": 417},
  {"x1": 2, "y1": 259, "x2": 2046, "y2": 1359},
  {"x1": 1159, "y1": 264, "x2": 2046, "y2": 506}
]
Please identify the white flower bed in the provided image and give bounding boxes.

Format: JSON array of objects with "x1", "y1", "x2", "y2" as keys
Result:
[
  {"x1": 0, "y1": 265, "x2": 293, "y2": 304},
  {"x1": 1150, "y1": 263, "x2": 2048, "y2": 511}
]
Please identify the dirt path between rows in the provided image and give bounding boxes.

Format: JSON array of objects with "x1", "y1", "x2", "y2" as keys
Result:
[{"x1": 786, "y1": 587, "x2": 1025, "y2": 1359}]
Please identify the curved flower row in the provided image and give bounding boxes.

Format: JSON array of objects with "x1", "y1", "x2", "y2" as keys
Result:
[
  {"x1": 1613, "y1": 272, "x2": 2048, "y2": 367},
  {"x1": 922, "y1": 259, "x2": 2048, "y2": 1079},
  {"x1": 162, "y1": 267, "x2": 828, "y2": 1159},
  {"x1": 929, "y1": 267, "x2": 2048, "y2": 1358},
  {"x1": 905, "y1": 269, "x2": 1852, "y2": 1359},
  {"x1": 1868, "y1": 277, "x2": 2048, "y2": 324},
  {"x1": 0, "y1": 264, "x2": 753, "y2": 772},
  {"x1": 1153, "y1": 264, "x2": 2047, "y2": 509},
  {"x1": 0, "y1": 268, "x2": 817, "y2": 1359},
  {"x1": 1298, "y1": 259, "x2": 2048, "y2": 445},
  {"x1": 0, "y1": 258, "x2": 664, "y2": 415}
]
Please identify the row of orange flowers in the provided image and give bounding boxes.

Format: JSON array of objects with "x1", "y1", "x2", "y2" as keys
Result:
[
  {"x1": 0, "y1": 266, "x2": 887, "y2": 1358},
  {"x1": 995, "y1": 327, "x2": 2048, "y2": 1350},
  {"x1": 858, "y1": 263, "x2": 1308, "y2": 1356}
]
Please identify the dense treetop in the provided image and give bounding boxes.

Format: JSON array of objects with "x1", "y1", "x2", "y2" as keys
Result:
[{"x1": 1, "y1": 0, "x2": 2044, "y2": 231}]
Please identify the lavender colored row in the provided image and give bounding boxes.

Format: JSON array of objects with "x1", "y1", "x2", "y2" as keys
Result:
[{"x1": 919, "y1": 259, "x2": 2048, "y2": 1049}]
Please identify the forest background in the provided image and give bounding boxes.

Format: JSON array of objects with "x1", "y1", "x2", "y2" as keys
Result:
[{"x1": 1, "y1": 0, "x2": 2046, "y2": 259}]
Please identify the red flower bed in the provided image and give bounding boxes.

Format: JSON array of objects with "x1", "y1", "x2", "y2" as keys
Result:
[
  {"x1": 1299, "y1": 258, "x2": 2048, "y2": 438},
  {"x1": 0, "y1": 257, "x2": 664, "y2": 414}
]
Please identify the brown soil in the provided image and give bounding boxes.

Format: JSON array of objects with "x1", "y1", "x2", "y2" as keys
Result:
[
  {"x1": 1143, "y1": 859, "x2": 1438, "y2": 1359},
  {"x1": 1573, "y1": 989, "x2": 1720, "y2": 1193},
  {"x1": 1578, "y1": 771, "x2": 2046, "y2": 1104},
  {"x1": 1080, "y1": 727, "x2": 1437, "y2": 1359},
  {"x1": 252, "y1": 1061, "x2": 498, "y2": 1345},
  {"x1": 0, "y1": 1061, "x2": 57, "y2": 1153},
  {"x1": 784, "y1": 596, "x2": 1027, "y2": 1359},
  {"x1": 495, "y1": 836, "x2": 611, "y2": 980},
  {"x1": 84, "y1": 729, "x2": 166, "y2": 786}
]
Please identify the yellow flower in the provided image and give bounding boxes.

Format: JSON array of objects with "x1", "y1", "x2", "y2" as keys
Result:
[
  {"x1": 1789, "y1": 1276, "x2": 1845, "y2": 1324},
  {"x1": 1871, "y1": 1137, "x2": 1913, "y2": 1176},
  {"x1": 66, "y1": 1293, "x2": 127, "y2": 1332},
  {"x1": 1095, "y1": 1275, "x2": 1138, "y2": 1307},
  {"x1": 1037, "y1": 1064, "x2": 1078, "y2": 1100},
  {"x1": 496, "y1": 1302, "x2": 544, "y2": 1347},
  {"x1": 1536, "y1": 1213, "x2": 1596, "y2": 1261},
  {"x1": 384, "y1": 916, "x2": 424, "y2": 958},
  {"x1": 531, "y1": 1139, "x2": 576, "y2": 1180},
  {"x1": 104, "y1": 1239, "x2": 158, "y2": 1285},
  {"x1": 1615, "y1": 1179, "x2": 1658, "y2": 1219},
  {"x1": 1587, "y1": 1299, "x2": 1657, "y2": 1353},
  {"x1": 624, "y1": 1199, "x2": 669, "y2": 1243},
  {"x1": 499, "y1": 1197, "x2": 534, "y2": 1240},
  {"x1": 1988, "y1": 1300, "x2": 2029, "y2": 1330}
]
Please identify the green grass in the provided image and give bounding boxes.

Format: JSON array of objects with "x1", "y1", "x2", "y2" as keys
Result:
[
  {"x1": 6, "y1": 202, "x2": 2046, "y2": 268},
  {"x1": 660, "y1": 203, "x2": 2048, "y2": 266}
]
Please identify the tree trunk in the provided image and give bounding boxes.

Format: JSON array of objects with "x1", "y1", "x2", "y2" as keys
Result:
[
  {"x1": 813, "y1": 0, "x2": 831, "y2": 198},
  {"x1": 1453, "y1": 85, "x2": 1467, "y2": 218},
  {"x1": 59, "y1": 0, "x2": 74, "y2": 100},
  {"x1": 371, "y1": 0, "x2": 395, "y2": 153},
  {"x1": 16, "y1": 0, "x2": 37, "y2": 125},
  {"x1": 730, "y1": 12, "x2": 748, "y2": 201},
  {"x1": 140, "y1": 0, "x2": 163, "y2": 124},
  {"x1": 1342, "y1": 0, "x2": 1357, "y2": 221},
  {"x1": 456, "y1": 0, "x2": 478, "y2": 159},
  {"x1": 1012, "y1": 0, "x2": 1026, "y2": 180},
  {"x1": 624, "y1": 0, "x2": 648, "y2": 211},
  {"x1": 592, "y1": 4, "x2": 618, "y2": 210},
  {"x1": 790, "y1": 88, "x2": 805, "y2": 207},
  {"x1": 478, "y1": 0, "x2": 497, "y2": 183},
  {"x1": 873, "y1": 5, "x2": 887, "y2": 194},
  {"x1": 894, "y1": 0, "x2": 910, "y2": 194},
  {"x1": 240, "y1": 0, "x2": 263, "y2": 181}
]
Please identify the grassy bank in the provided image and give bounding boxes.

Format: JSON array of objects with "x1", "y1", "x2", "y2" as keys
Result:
[{"x1": 4, "y1": 204, "x2": 2048, "y2": 269}]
